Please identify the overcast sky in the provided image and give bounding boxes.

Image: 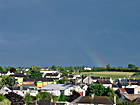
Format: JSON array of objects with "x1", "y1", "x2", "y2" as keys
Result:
[{"x1": 0, "y1": 0, "x2": 140, "y2": 67}]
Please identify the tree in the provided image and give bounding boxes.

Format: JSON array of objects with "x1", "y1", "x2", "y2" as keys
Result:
[
  {"x1": 86, "y1": 84, "x2": 106, "y2": 96},
  {"x1": 9, "y1": 67, "x2": 16, "y2": 73},
  {"x1": 36, "y1": 92, "x2": 53, "y2": 100},
  {"x1": 128, "y1": 64, "x2": 137, "y2": 69},
  {"x1": 106, "y1": 64, "x2": 112, "y2": 70},
  {"x1": 0, "y1": 76, "x2": 16, "y2": 86},
  {"x1": 29, "y1": 69, "x2": 42, "y2": 79},
  {"x1": 57, "y1": 77, "x2": 70, "y2": 84},
  {"x1": 86, "y1": 84, "x2": 120, "y2": 104},
  {"x1": 24, "y1": 94, "x2": 35, "y2": 105},
  {"x1": 0, "y1": 66, "x2": 6, "y2": 71},
  {"x1": 58, "y1": 93, "x2": 67, "y2": 101},
  {"x1": 31, "y1": 65, "x2": 40, "y2": 70},
  {"x1": 0, "y1": 94, "x2": 6, "y2": 102}
]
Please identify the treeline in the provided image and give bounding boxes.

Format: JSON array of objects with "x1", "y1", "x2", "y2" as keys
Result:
[{"x1": 0, "y1": 64, "x2": 140, "y2": 74}]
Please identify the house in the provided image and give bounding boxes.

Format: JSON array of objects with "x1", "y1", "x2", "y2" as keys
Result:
[
  {"x1": 134, "y1": 86, "x2": 140, "y2": 94},
  {"x1": 0, "y1": 71, "x2": 14, "y2": 76},
  {"x1": 83, "y1": 76, "x2": 113, "y2": 85},
  {"x1": 84, "y1": 67, "x2": 92, "y2": 71},
  {"x1": 41, "y1": 71, "x2": 61, "y2": 79},
  {"x1": 96, "y1": 79, "x2": 112, "y2": 88},
  {"x1": 10, "y1": 73, "x2": 26, "y2": 86},
  {"x1": 23, "y1": 78, "x2": 36, "y2": 88},
  {"x1": 82, "y1": 76, "x2": 99, "y2": 84},
  {"x1": 37, "y1": 78, "x2": 57, "y2": 88},
  {"x1": 23, "y1": 78, "x2": 57, "y2": 88},
  {"x1": 0, "y1": 87, "x2": 11, "y2": 95},
  {"x1": 5, "y1": 92, "x2": 24, "y2": 105},
  {"x1": 42, "y1": 84, "x2": 85, "y2": 96},
  {"x1": 116, "y1": 88, "x2": 140, "y2": 101},
  {"x1": 72, "y1": 95, "x2": 114, "y2": 105},
  {"x1": 133, "y1": 98, "x2": 140, "y2": 105},
  {"x1": 116, "y1": 78, "x2": 140, "y2": 88},
  {"x1": 61, "y1": 74, "x2": 80, "y2": 80},
  {"x1": 9, "y1": 86, "x2": 29, "y2": 96}
]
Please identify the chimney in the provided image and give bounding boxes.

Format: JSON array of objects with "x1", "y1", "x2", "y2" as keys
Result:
[
  {"x1": 114, "y1": 95, "x2": 116, "y2": 105},
  {"x1": 90, "y1": 94, "x2": 94, "y2": 99}
]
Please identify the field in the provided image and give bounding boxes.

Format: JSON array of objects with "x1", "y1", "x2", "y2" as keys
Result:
[{"x1": 80, "y1": 72, "x2": 134, "y2": 80}]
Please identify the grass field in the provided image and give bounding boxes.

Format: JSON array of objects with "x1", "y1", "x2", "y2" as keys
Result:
[{"x1": 80, "y1": 72, "x2": 134, "y2": 80}]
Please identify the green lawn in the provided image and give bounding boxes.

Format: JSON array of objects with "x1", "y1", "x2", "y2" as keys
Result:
[{"x1": 80, "y1": 72, "x2": 134, "y2": 80}]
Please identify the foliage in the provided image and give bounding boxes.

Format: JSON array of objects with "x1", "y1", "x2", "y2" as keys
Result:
[
  {"x1": 86, "y1": 84, "x2": 120, "y2": 104},
  {"x1": 0, "y1": 94, "x2": 6, "y2": 102},
  {"x1": 31, "y1": 65, "x2": 40, "y2": 70},
  {"x1": 128, "y1": 64, "x2": 138, "y2": 69},
  {"x1": 58, "y1": 93, "x2": 67, "y2": 101},
  {"x1": 81, "y1": 72, "x2": 134, "y2": 80},
  {"x1": 132, "y1": 72, "x2": 140, "y2": 77},
  {"x1": 57, "y1": 77, "x2": 70, "y2": 84},
  {"x1": 86, "y1": 84, "x2": 106, "y2": 96},
  {"x1": 0, "y1": 76, "x2": 16, "y2": 86},
  {"x1": 106, "y1": 64, "x2": 112, "y2": 70},
  {"x1": 24, "y1": 94, "x2": 35, "y2": 105},
  {"x1": 29, "y1": 69, "x2": 42, "y2": 79},
  {"x1": 36, "y1": 92, "x2": 54, "y2": 100},
  {"x1": 0, "y1": 66, "x2": 6, "y2": 72},
  {"x1": 118, "y1": 101, "x2": 137, "y2": 105},
  {"x1": 9, "y1": 67, "x2": 16, "y2": 73}
]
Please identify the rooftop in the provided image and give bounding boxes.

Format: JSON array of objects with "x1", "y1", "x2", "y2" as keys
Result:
[
  {"x1": 72, "y1": 96, "x2": 113, "y2": 104},
  {"x1": 42, "y1": 84, "x2": 73, "y2": 90}
]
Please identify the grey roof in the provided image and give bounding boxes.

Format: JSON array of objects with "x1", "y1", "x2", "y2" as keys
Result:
[
  {"x1": 73, "y1": 96, "x2": 113, "y2": 104},
  {"x1": 42, "y1": 84, "x2": 73, "y2": 90}
]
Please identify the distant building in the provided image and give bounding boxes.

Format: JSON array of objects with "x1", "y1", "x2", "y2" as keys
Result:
[{"x1": 84, "y1": 67, "x2": 92, "y2": 71}]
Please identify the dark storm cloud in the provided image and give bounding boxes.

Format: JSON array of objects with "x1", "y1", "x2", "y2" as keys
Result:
[{"x1": 0, "y1": 0, "x2": 140, "y2": 67}]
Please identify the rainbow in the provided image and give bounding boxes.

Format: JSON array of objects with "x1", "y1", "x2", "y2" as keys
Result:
[{"x1": 75, "y1": 40, "x2": 107, "y2": 67}]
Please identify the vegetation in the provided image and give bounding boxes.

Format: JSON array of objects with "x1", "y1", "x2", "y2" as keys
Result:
[
  {"x1": 29, "y1": 69, "x2": 42, "y2": 79},
  {"x1": 0, "y1": 76, "x2": 16, "y2": 86},
  {"x1": 58, "y1": 93, "x2": 67, "y2": 101},
  {"x1": 0, "y1": 94, "x2": 6, "y2": 102},
  {"x1": 0, "y1": 66, "x2": 6, "y2": 72},
  {"x1": 57, "y1": 77, "x2": 70, "y2": 84},
  {"x1": 118, "y1": 101, "x2": 137, "y2": 105},
  {"x1": 36, "y1": 92, "x2": 54, "y2": 100},
  {"x1": 24, "y1": 94, "x2": 35, "y2": 105},
  {"x1": 86, "y1": 84, "x2": 120, "y2": 104},
  {"x1": 81, "y1": 72, "x2": 134, "y2": 80}
]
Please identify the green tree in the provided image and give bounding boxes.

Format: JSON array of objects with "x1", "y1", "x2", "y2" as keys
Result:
[
  {"x1": 0, "y1": 94, "x2": 6, "y2": 102},
  {"x1": 36, "y1": 92, "x2": 53, "y2": 100},
  {"x1": 29, "y1": 69, "x2": 42, "y2": 79},
  {"x1": 86, "y1": 84, "x2": 120, "y2": 104},
  {"x1": 86, "y1": 84, "x2": 106, "y2": 96},
  {"x1": 0, "y1": 76, "x2": 16, "y2": 86},
  {"x1": 57, "y1": 77, "x2": 70, "y2": 84},
  {"x1": 31, "y1": 65, "x2": 40, "y2": 70},
  {"x1": 106, "y1": 64, "x2": 112, "y2": 70},
  {"x1": 58, "y1": 93, "x2": 67, "y2": 101},
  {"x1": 0, "y1": 66, "x2": 6, "y2": 72},
  {"x1": 24, "y1": 94, "x2": 35, "y2": 105},
  {"x1": 128, "y1": 64, "x2": 137, "y2": 69}
]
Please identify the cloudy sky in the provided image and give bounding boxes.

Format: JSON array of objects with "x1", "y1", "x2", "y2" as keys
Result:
[{"x1": 0, "y1": 0, "x2": 140, "y2": 67}]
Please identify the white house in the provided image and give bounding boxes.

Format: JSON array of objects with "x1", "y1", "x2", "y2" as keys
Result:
[
  {"x1": 42, "y1": 84, "x2": 85, "y2": 96},
  {"x1": 40, "y1": 71, "x2": 61, "y2": 78},
  {"x1": 84, "y1": 67, "x2": 92, "y2": 71}
]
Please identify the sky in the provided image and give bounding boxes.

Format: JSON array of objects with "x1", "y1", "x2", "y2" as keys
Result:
[{"x1": 0, "y1": 0, "x2": 140, "y2": 67}]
